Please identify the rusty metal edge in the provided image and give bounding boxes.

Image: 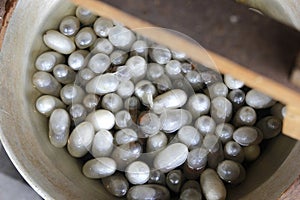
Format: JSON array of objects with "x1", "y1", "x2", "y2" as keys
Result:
[{"x1": 0, "y1": 0, "x2": 18, "y2": 50}]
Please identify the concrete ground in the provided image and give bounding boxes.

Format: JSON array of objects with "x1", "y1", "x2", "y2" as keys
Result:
[{"x1": 0, "y1": 143, "x2": 42, "y2": 200}]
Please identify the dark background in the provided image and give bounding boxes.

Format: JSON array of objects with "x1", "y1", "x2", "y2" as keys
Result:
[{"x1": 102, "y1": 0, "x2": 300, "y2": 92}]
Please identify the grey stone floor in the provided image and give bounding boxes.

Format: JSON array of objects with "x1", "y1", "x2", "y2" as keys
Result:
[{"x1": 0, "y1": 142, "x2": 42, "y2": 200}]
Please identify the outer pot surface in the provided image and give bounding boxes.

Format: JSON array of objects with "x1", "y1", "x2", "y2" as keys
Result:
[
  {"x1": 0, "y1": 0, "x2": 300, "y2": 199},
  {"x1": 236, "y1": 0, "x2": 300, "y2": 31}
]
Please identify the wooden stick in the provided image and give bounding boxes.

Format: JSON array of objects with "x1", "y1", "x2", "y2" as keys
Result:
[
  {"x1": 290, "y1": 52, "x2": 300, "y2": 88},
  {"x1": 71, "y1": 0, "x2": 300, "y2": 140}
]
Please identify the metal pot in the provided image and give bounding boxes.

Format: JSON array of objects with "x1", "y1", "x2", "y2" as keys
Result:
[
  {"x1": 0, "y1": 0, "x2": 299, "y2": 199},
  {"x1": 236, "y1": 0, "x2": 300, "y2": 31}
]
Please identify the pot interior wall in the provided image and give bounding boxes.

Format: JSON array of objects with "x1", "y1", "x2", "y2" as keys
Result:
[{"x1": 0, "y1": 0, "x2": 299, "y2": 199}]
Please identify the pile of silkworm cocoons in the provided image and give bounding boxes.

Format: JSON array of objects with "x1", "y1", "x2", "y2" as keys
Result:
[{"x1": 32, "y1": 6, "x2": 286, "y2": 200}]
